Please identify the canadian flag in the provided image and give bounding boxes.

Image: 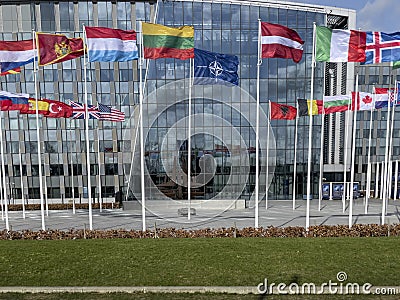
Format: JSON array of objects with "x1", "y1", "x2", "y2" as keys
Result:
[{"x1": 351, "y1": 92, "x2": 374, "y2": 111}]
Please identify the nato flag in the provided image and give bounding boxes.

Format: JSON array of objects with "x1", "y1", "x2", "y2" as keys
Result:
[{"x1": 194, "y1": 48, "x2": 239, "y2": 86}]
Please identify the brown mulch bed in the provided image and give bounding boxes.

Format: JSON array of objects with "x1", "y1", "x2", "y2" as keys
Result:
[{"x1": 0, "y1": 223, "x2": 398, "y2": 240}]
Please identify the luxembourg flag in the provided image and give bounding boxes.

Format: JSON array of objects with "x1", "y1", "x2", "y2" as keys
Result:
[
  {"x1": 0, "y1": 40, "x2": 36, "y2": 73},
  {"x1": 85, "y1": 26, "x2": 138, "y2": 62}
]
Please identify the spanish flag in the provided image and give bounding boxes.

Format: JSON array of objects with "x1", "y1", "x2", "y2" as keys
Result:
[
  {"x1": 20, "y1": 98, "x2": 50, "y2": 115},
  {"x1": 36, "y1": 33, "x2": 84, "y2": 66},
  {"x1": 142, "y1": 23, "x2": 194, "y2": 60}
]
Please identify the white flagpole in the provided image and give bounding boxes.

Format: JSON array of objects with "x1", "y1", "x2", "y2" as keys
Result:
[
  {"x1": 305, "y1": 23, "x2": 316, "y2": 231},
  {"x1": 17, "y1": 123, "x2": 26, "y2": 219},
  {"x1": 394, "y1": 160, "x2": 398, "y2": 201},
  {"x1": 388, "y1": 81, "x2": 398, "y2": 201},
  {"x1": 187, "y1": 58, "x2": 193, "y2": 220},
  {"x1": 255, "y1": 19, "x2": 261, "y2": 228},
  {"x1": 342, "y1": 103, "x2": 351, "y2": 212},
  {"x1": 33, "y1": 31, "x2": 45, "y2": 231},
  {"x1": 349, "y1": 71, "x2": 359, "y2": 228},
  {"x1": 292, "y1": 102, "x2": 298, "y2": 210},
  {"x1": 0, "y1": 100, "x2": 9, "y2": 231},
  {"x1": 0, "y1": 169, "x2": 3, "y2": 221},
  {"x1": 318, "y1": 105, "x2": 325, "y2": 211},
  {"x1": 69, "y1": 118, "x2": 76, "y2": 214},
  {"x1": 380, "y1": 161, "x2": 384, "y2": 199},
  {"x1": 365, "y1": 91, "x2": 374, "y2": 213},
  {"x1": 265, "y1": 100, "x2": 270, "y2": 210},
  {"x1": 381, "y1": 86, "x2": 392, "y2": 225},
  {"x1": 82, "y1": 25, "x2": 93, "y2": 230},
  {"x1": 97, "y1": 127, "x2": 103, "y2": 212},
  {"x1": 139, "y1": 21, "x2": 146, "y2": 231},
  {"x1": 375, "y1": 162, "x2": 379, "y2": 198}
]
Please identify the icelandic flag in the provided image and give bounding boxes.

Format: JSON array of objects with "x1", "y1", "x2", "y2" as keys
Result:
[
  {"x1": 85, "y1": 26, "x2": 138, "y2": 62},
  {"x1": 364, "y1": 32, "x2": 400, "y2": 64},
  {"x1": 0, "y1": 40, "x2": 36, "y2": 73},
  {"x1": 194, "y1": 48, "x2": 239, "y2": 86}
]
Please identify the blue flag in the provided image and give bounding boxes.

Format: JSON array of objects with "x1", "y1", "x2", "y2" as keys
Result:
[{"x1": 194, "y1": 48, "x2": 239, "y2": 86}]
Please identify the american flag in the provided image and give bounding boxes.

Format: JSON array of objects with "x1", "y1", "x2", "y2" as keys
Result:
[
  {"x1": 70, "y1": 100, "x2": 100, "y2": 119},
  {"x1": 97, "y1": 103, "x2": 125, "y2": 122}
]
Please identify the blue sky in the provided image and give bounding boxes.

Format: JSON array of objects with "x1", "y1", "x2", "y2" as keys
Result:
[{"x1": 294, "y1": 0, "x2": 400, "y2": 32}]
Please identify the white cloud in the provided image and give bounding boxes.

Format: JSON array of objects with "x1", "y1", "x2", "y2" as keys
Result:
[{"x1": 358, "y1": 0, "x2": 400, "y2": 32}]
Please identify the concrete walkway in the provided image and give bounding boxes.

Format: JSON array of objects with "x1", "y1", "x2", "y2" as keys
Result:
[{"x1": 1, "y1": 198, "x2": 399, "y2": 231}]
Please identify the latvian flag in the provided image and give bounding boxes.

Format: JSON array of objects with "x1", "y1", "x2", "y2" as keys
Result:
[{"x1": 260, "y1": 22, "x2": 304, "y2": 63}]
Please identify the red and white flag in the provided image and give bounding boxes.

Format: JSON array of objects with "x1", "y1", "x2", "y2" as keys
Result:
[
  {"x1": 351, "y1": 92, "x2": 375, "y2": 111},
  {"x1": 260, "y1": 22, "x2": 304, "y2": 63}
]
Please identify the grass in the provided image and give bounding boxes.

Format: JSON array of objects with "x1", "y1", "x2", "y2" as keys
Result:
[{"x1": 0, "y1": 237, "x2": 399, "y2": 288}]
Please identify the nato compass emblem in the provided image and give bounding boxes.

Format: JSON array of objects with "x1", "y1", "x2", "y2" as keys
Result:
[{"x1": 196, "y1": 57, "x2": 224, "y2": 82}]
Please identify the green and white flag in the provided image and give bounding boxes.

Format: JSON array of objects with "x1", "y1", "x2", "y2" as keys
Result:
[
  {"x1": 323, "y1": 95, "x2": 351, "y2": 114},
  {"x1": 315, "y1": 26, "x2": 366, "y2": 63}
]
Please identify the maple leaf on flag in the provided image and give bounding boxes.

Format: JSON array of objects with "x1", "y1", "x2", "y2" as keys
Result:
[{"x1": 362, "y1": 95, "x2": 373, "y2": 104}]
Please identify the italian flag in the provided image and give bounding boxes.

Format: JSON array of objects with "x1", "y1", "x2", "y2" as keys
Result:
[
  {"x1": 315, "y1": 26, "x2": 366, "y2": 62},
  {"x1": 142, "y1": 22, "x2": 194, "y2": 60},
  {"x1": 323, "y1": 95, "x2": 351, "y2": 114}
]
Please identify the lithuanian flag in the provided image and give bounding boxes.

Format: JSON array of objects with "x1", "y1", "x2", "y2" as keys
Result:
[{"x1": 142, "y1": 23, "x2": 194, "y2": 60}]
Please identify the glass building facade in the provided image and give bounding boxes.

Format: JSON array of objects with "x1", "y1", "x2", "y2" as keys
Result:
[{"x1": 0, "y1": 0, "x2": 358, "y2": 206}]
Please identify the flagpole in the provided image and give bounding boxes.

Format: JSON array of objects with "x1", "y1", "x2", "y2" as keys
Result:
[
  {"x1": 69, "y1": 118, "x2": 76, "y2": 214},
  {"x1": 18, "y1": 127, "x2": 26, "y2": 219},
  {"x1": 97, "y1": 127, "x2": 103, "y2": 212},
  {"x1": 375, "y1": 162, "x2": 379, "y2": 199},
  {"x1": 265, "y1": 100, "x2": 270, "y2": 210},
  {"x1": 365, "y1": 90, "x2": 374, "y2": 213},
  {"x1": 349, "y1": 71, "x2": 359, "y2": 228},
  {"x1": 33, "y1": 30, "x2": 45, "y2": 231},
  {"x1": 342, "y1": 102, "x2": 351, "y2": 212},
  {"x1": 292, "y1": 103, "x2": 298, "y2": 210},
  {"x1": 255, "y1": 19, "x2": 262, "y2": 228},
  {"x1": 187, "y1": 58, "x2": 193, "y2": 220},
  {"x1": 388, "y1": 80, "x2": 397, "y2": 201},
  {"x1": 0, "y1": 95, "x2": 9, "y2": 231},
  {"x1": 394, "y1": 160, "x2": 398, "y2": 201},
  {"x1": 318, "y1": 105, "x2": 325, "y2": 211},
  {"x1": 82, "y1": 25, "x2": 93, "y2": 230},
  {"x1": 139, "y1": 21, "x2": 146, "y2": 231},
  {"x1": 381, "y1": 83, "x2": 392, "y2": 225},
  {"x1": 305, "y1": 23, "x2": 316, "y2": 231}
]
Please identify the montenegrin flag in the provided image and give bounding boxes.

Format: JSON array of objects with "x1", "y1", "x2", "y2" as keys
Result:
[
  {"x1": 315, "y1": 26, "x2": 366, "y2": 62},
  {"x1": 260, "y1": 22, "x2": 304, "y2": 63},
  {"x1": 36, "y1": 33, "x2": 84, "y2": 66},
  {"x1": 142, "y1": 22, "x2": 194, "y2": 60},
  {"x1": 85, "y1": 26, "x2": 138, "y2": 62}
]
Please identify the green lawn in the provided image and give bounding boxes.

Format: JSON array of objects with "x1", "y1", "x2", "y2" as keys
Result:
[{"x1": 0, "y1": 237, "x2": 399, "y2": 288}]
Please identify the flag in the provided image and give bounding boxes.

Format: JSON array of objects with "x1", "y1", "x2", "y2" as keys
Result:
[
  {"x1": 0, "y1": 39, "x2": 35, "y2": 73},
  {"x1": 393, "y1": 61, "x2": 400, "y2": 70},
  {"x1": 270, "y1": 102, "x2": 297, "y2": 120},
  {"x1": 315, "y1": 26, "x2": 366, "y2": 62},
  {"x1": 0, "y1": 90, "x2": 29, "y2": 111},
  {"x1": 374, "y1": 87, "x2": 395, "y2": 109},
  {"x1": 20, "y1": 98, "x2": 50, "y2": 114},
  {"x1": 70, "y1": 100, "x2": 100, "y2": 119},
  {"x1": 97, "y1": 103, "x2": 125, "y2": 122},
  {"x1": 0, "y1": 67, "x2": 21, "y2": 76},
  {"x1": 365, "y1": 32, "x2": 400, "y2": 64},
  {"x1": 36, "y1": 33, "x2": 84, "y2": 66},
  {"x1": 193, "y1": 48, "x2": 239, "y2": 86},
  {"x1": 42, "y1": 99, "x2": 73, "y2": 118},
  {"x1": 297, "y1": 99, "x2": 323, "y2": 116},
  {"x1": 323, "y1": 95, "x2": 351, "y2": 114},
  {"x1": 142, "y1": 22, "x2": 194, "y2": 60},
  {"x1": 351, "y1": 92, "x2": 375, "y2": 111},
  {"x1": 85, "y1": 26, "x2": 138, "y2": 62},
  {"x1": 260, "y1": 22, "x2": 304, "y2": 63}
]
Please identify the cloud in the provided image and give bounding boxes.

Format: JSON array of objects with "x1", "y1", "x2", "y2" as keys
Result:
[{"x1": 358, "y1": 0, "x2": 400, "y2": 32}]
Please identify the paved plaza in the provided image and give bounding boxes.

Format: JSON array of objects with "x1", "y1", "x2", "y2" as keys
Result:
[{"x1": 1, "y1": 198, "x2": 400, "y2": 232}]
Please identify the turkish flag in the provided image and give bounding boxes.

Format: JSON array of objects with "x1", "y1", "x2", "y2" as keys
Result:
[
  {"x1": 36, "y1": 33, "x2": 84, "y2": 66},
  {"x1": 41, "y1": 99, "x2": 73, "y2": 118}
]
